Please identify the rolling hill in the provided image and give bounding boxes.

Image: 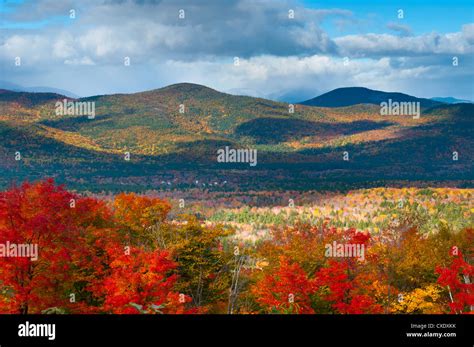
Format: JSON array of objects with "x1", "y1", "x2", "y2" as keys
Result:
[{"x1": 0, "y1": 83, "x2": 472, "y2": 192}]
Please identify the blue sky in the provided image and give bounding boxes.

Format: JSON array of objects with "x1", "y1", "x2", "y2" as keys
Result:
[
  {"x1": 304, "y1": 0, "x2": 473, "y2": 34},
  {"x1": 1, "y1": 0, "x2": 473, "y2": 100}
]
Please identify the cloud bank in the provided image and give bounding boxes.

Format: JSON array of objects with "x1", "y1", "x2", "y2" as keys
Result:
[{"x1": 1, "y1": 0, "x2": 472, "y2": 100}]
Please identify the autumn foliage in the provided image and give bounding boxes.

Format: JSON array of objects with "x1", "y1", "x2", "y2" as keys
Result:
[
  {"x1": 0, "y1": 180, "x2": 187, "y2": 314},
  {"x1": 96, "y1": 245, "x2": 186, "y2": 314},
  {"x1": 436, "y1": 250, "x2": 474, "y2": 313},
  {"x1": 0, "y1": 179, "x2": 112, "y2": 313},
  {"x1": 0, "y1": 180, "x2": 472, "y2": 314},
  {"x1": 252, "y1": 256, "x2": 315, "y2": 314}
]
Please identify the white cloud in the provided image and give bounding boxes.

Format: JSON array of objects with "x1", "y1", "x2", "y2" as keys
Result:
[
  {"x1": 386, "y1": 22, "x2": 412, "y2": 37},
  {"x1": 64, "y1": 56, "x2": 95, "y2": 66},
  {"x1": 163, "y1": 54, "x2": 456, "y2": 101},
  {"x1": 52, "y1": 33, "x2": 77, "y2": 59},
  {"x1": 335, "y1": 28, "x2": 474, "y2": 57},
  {"x1": 1, "y1": 35, "x2": 50, "y2": 63}
]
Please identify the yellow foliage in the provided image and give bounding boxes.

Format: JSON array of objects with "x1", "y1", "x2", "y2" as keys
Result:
[{"x1": 392, "y1": 284, "x2": 444, "y2": 314}]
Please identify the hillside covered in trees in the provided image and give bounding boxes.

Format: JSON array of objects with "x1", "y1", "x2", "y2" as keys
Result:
[{"x1": 0, "y1": 85, "x2": 472, "y2": 192}]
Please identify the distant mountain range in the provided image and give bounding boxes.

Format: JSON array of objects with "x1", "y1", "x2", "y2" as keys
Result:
[
  {"x1": 2, "y1": 81, "x2": 472, "y2": 107},
  {"x1": 0, "y1": 81, "x2": 80, "y2": 99},
  {"x1": 430, "y1": 97, "x2": 473, "y2": 104},
  {"x1": 0, "y1": 83, "x2": 472, "y2": 191}
]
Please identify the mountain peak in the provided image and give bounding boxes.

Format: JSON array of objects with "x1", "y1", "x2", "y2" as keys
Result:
[
  {"x1": 135, "y1": 82, "x2": 224, "y2": 100},
  {"x1": 157, "y1": 82, "x2": 222, "y2": 95},
  {"x1": 300, "y1": 87, "x2": 442, "y2": 108}
]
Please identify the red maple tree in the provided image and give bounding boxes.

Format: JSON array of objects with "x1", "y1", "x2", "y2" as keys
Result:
[
  {"x1": 93, "y1": 244, "x2": 193, "y2": 314},
  {"x1": 436, "y1": 250, "x2": 474, "y2": 313},
  {"x1": 0, "y1": 179, "x2": 111, "y2": 313},
  {"x1": 252, "y1": 256, "x2": 315, "y2": 314}
]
